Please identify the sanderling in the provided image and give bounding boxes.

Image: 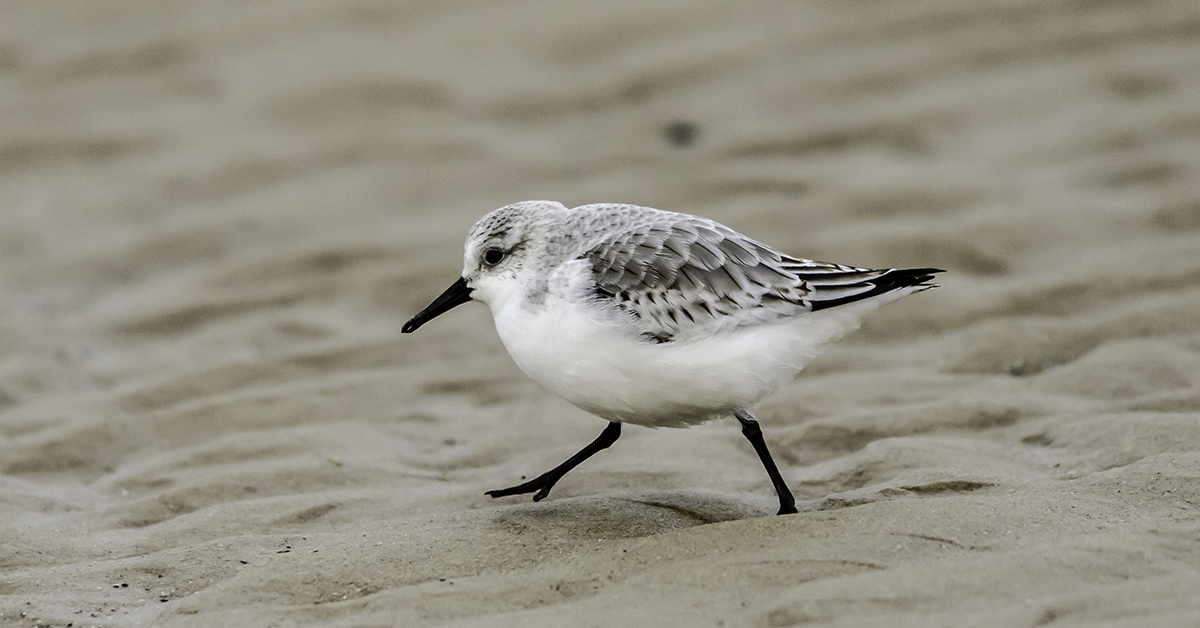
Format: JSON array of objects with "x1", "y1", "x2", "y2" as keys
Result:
[{"x1": 403, "y1": 201, "x2": 941, "y2": 515}]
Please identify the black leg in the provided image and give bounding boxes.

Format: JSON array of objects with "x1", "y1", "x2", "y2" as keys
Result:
[
  {"x1": 486, "y1": 421, "x2": 622, "y2": 502},
  {"x1": 735, "y1": 410, "x2": 797, "y2": 515}
]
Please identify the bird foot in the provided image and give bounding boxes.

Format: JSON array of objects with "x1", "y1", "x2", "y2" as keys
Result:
[{"x1": 485, "y1": 473, "x2": 558, "y2": 501}]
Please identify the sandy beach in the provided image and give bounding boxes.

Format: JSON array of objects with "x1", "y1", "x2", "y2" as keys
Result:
[{"x1": 2, "y1": 0, "x2": 1200, "y2": 625}]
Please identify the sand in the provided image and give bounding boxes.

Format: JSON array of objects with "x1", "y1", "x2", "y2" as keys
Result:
[{"x1": 2, "y1": 0, "x2": 1200, "y2": 625}]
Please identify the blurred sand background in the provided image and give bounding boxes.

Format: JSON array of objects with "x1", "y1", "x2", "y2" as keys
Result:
[{"x1": 2, "y1": 0, "x2": 1200, "y2": 626}]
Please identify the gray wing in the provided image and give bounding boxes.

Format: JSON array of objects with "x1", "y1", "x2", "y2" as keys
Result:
[{"x1": 580, "y1": 206, "x2": 939, "y2": 342}]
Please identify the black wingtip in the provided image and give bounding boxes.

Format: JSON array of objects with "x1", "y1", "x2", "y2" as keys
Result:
[
  {"x1": 889, "y1": 267, "x2": 945, "y2": 288},
  {"x1": 808, "y1": 267, "x2": 944, "y2": 312}
]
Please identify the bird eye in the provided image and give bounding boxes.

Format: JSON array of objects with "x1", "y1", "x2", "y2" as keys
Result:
[{"x1": 483, "y1": 248, "x2": 505, "y2": 266}]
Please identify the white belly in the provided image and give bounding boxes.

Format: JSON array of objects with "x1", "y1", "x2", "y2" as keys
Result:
[{"x1": 490, "y1": 295, "x2": 873, "y2": 428}]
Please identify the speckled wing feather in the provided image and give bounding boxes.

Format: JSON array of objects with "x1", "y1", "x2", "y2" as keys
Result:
[{"x1": 575, "y1": 204, "x2": 940, "y2": 342}]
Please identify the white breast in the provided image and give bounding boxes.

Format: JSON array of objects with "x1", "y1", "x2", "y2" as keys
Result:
[{"x1": 489, "y1": 278, "x2": 880, "y2": 428}]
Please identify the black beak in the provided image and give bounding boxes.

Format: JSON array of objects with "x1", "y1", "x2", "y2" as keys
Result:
[{"x1": 402, "y1": 277, "x2": 473, "y2": 333}]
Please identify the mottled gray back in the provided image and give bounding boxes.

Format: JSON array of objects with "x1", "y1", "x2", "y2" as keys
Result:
[{"x1": 566, "y1": 204, "x2": 894, "y2": 342}]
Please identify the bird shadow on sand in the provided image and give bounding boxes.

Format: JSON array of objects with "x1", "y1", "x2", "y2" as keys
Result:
[{"x1": 486, "y1": 490, "x2": 767, "y2": 541}]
